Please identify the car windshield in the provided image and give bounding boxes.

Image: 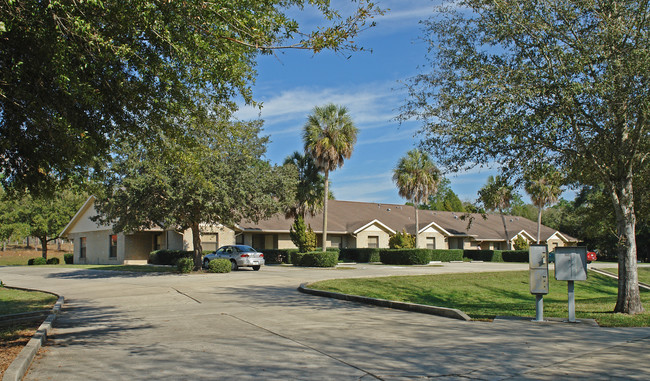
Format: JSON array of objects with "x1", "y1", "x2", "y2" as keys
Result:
[{"x1": 234, "y1": 245, "x2": 257, "y2": 253}]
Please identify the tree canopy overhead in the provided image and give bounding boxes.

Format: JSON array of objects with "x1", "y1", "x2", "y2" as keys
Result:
[
  {"x1": 0, "y1": 0, "x2": 382, "y2": 194},
  {"x1": 400, "y1": 0, "x2": 648, "y2": 314}
]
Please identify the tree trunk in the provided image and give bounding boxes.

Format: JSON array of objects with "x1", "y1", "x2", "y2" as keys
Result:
[
  {"x1": 536, "y1": 206, "x2": 542, "y2": 244},
  {"x1": 321, "y1": 170, "x2": 329, "y2": 252},
  {"x1": 39, "y1": 236, "x2": 48, "y2": 259},
  {"x1": 414, "y1": 203, "x2": 420, "y2": 248},
  {"x1": 499, "y1": 210, "x2": 510, "y2": 250},
  {"x1": 191, "y1": 222, "x2": 202, "y2": 271},
  {"x1": 609, "y1": 178, "x2": 644, "y2": 314}
]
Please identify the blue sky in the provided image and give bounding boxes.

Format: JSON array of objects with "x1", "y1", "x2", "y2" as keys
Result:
[{"x1": 236, "y1": 1, "x2": 528, "y2": 205}]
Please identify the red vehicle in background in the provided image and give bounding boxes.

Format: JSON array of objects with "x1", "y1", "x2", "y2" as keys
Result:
[{"x1": 587, "y1": 251, "x2": 597, "y2": 263}]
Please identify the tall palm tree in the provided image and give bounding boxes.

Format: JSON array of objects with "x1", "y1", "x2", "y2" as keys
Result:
[
  {"x1": 303, "y1": 104, "x2": 358, "y2": 252},
  {"x1": 478, "y1": 175, "x2": 514, "y2": 249},
  {"x1": 283, "y1": 151, "x2": 325, "y2": 219},
  {"x1": 524, "y1": 166, "x2": 563, "y2": 243},
  {"x1": 392, "y1": 149, "x2": 441, "y2": 248}
]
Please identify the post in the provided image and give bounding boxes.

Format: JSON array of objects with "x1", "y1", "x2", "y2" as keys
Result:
[
  {"x1": 568, "y1": 280, "x2": 576, "y2": 323},
  {"x1": 534, "y1": 294, "x2": 544, "y2": 322}
]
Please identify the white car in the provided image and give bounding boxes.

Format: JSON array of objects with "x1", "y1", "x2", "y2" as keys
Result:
[{"x1": 203, "y1": 245, "x2": 264, "y2": 271}]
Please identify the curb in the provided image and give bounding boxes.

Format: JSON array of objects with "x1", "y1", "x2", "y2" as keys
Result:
[
  {"x1": 2, "y1": 294, "x2": 64, "y2": 381},
  {"x1": 298, "y1": 283, "x2": 471, "y2": 321}
]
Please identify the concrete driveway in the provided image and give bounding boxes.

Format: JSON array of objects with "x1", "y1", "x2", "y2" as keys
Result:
[{"x1": 1, "y1": 263, "x2": 649, "y2": 380}]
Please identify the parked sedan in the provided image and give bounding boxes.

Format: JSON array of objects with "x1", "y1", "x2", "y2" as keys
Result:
[{"x1": 203, "y1": 245, "x2": 264, "y2": 271}]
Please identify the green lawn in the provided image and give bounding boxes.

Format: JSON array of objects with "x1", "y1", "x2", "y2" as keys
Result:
[
  {"x1": 600, "y1": 267, "x2": 650, "y2": 284},
  {"x1": 308, "y1": 270, "x2": 650, "y2": 327},
  {"x1": 0, "y1": 286, "x2": 58, "y2": 316}
]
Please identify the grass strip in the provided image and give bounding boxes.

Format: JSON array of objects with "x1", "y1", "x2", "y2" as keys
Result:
[
  {"x1": 308, "y1": 270, "x2": 650, "y2": 327},
  {"x1": 0, "y1": 287, "x2": 57, "y2": 316}
]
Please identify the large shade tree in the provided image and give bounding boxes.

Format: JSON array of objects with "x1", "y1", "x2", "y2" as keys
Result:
[
  {"x1": 0, "y1": 0, "x2": 382, "y2": 194},
  {"x1": 524, "y1": 165, "x2": 563, "y2": 243},
  {"x1": 400, "y1": 0, "x2": 648, "y2": 314},
  {"x1": 392, "y1": 149, "x2": 441, "y2": 248},
  {"x1": 303, "y1": 104, "x2": 358, "y2": 252},
  {"x1": 94, "y1": 113, "x2": 297, "y2": 270}
]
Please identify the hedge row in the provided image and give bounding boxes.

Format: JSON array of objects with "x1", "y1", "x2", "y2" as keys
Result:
[
  {"x1": 429, "y1": 249, "x2": 464, "y2": 262},
  {"x1": 290, "y1": 251, "x2": 339, "y2": 267},
  {"x1": 149, "y1": 250, "x2": 194, "y2": 265},
  {"x1": 379, "y1": 249, "x2": 431, "y2": 265},
  {"x1": 462, "y1": 250, "x2": 528, "y2": 262},
  {"x1": 339, "y1": 248, "x2": 381, "y2": 263},
  {"x1": 260, "y1": 249, "x2": 298, "y2": 264},
  {"x1": 64, "y1": 253, "x2": 74, "y2": 264}
]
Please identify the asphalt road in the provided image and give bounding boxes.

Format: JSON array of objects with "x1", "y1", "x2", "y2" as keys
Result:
[{"x1": 1, "y1": 262, "x2": 649, "y2": 380}]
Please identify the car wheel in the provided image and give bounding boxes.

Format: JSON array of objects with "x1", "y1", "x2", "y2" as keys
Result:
[
  {"x1": 252, "y1": 265, "x2": 261, "y2": 271},
  {"x1": 203, "y1": 259, "x2": 210, "y2": 269},
  {"x1": 230, "y1": 260, "x2": 238, "y2": 271}
]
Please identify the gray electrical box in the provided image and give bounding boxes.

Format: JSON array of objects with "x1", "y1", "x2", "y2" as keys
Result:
[
  {"x1": 529, "y1": 245, "x2": 549, "y2": 295},
  {"x1": 554, "y1": 247, "x2": 588, "y2": 281}
]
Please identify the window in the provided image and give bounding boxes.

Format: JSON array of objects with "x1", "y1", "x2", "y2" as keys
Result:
[
  {"x1": 426, "y1": 237, "x2": 435, "y2": 249},
  {"x1": 235, "y1": 234, "x2": 244, "y2": 245},
  {"x1": 80, "y1": 237, "x2": 87, "y2": 259},
  {"x1": 368, "y1": 236, "x2": 379, "y2": 248},
  {"x1": 109, "y1": 234, "x2": 118, "y2": 258}
]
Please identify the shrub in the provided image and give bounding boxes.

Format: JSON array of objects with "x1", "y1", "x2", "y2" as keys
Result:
[
  {"x1": 292, "y1": 251, "x2": 338, "y2": 267},
  {"x1": 28, "y1": 257, "x2": 47, "y2": 265},
  {"x1": 513, "y1": 236, "x2": 530, "y2": 250},
  {"x1": 290, "y1": 251, "x2": 305, "y2": 266},
  {"x1": 464, "y1": 250, "x2": 504, "y2": 262},
  {"x1": 429, "y1": 249, "x2": 464, "y2": 262},
  {"x1": 339, "y1": 248, "x2": 381, "y2": 263},
  {"x1": 176, "y1": 257, "x2": 194, "y2": 273},
  {"x1": 380, "y1": 249, "x2": 431, "y2": 265},
  {"x1": 64, "y1": 253, "x2": 74, "y2": 264},
  {"x1": 261, "y1": 249, "x2": 288, "y2": 264},
  {"x1": 207, "y1": 258, "x2": 231, "y2": 273},
  {"x1": 149, "y1": 250, "x2": 194, "y2": 265},
  {"x1": 389, "y1": 229, "x2": 415, "y2": 249},
  {"x1": 289, "y1": 216, "x2": 317, "y2": 253},
  {"x1": 46, "y1": 257, "x2": 60, "y2": 265},
  {"x1": 501, "y1": 250, "x2": 529, "y2": 262}
]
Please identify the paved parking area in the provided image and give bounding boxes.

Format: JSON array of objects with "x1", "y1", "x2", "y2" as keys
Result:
[{"x1": 1, "y1": 263, "x2": 648, "y2": 380}]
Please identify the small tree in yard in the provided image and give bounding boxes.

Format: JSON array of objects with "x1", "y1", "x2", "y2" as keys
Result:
[
  {"x1": 513, "y1": 236, "x2": 530, "y2": 251},
  {"x1": 389, "y1": 230, "x2": 416, "y2": 249},
  {"x1": 289, "y1": 216, "x2": 316, "y2": 253}
]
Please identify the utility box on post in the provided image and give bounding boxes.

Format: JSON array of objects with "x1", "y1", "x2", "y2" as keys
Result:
[
  {"x1": 554, "y1": 246, "x2": 588, "y2": 322},
  {"x1": 554, "y1": 247, "x2": 588, "y2": 281},
  {"x1": 529, "y1": 245, "x2": 549, "y2": 295},
  {"x1": 529, "y1": 245, "x2": 549, "y2": 322}
]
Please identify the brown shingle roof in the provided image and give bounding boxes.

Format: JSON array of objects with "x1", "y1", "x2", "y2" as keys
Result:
[{"x1": 237, "y1": 200, "x2": 577, "y2": 242}]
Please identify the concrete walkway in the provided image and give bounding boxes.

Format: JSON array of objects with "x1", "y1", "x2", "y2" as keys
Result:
[{"x1": 1, "y1": 263, "x2": 649, "y2": 380}]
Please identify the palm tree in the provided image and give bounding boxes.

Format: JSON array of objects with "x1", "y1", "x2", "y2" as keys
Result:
[
  {"x1": 524, "y1": 166, "x2": 563, "y2": 243},
  {"x1": 303, "y1": 104, "x2": 358, "y2": 252},
  {"x1": 478, "y1": 175, "x2": 514, "y2": 249},
  {"x1": 392, "y1": 149, "x2": 441, "y2": 248},
  {"x1": 283, "y1": 151, "x2": 326, "y2": 219}
]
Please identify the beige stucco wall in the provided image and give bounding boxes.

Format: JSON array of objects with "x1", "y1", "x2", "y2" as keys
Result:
[
  {"x1": 277, "y1": 233, "x2": 297, "y2": 249},
  {"x1": 69, "y1": 230, "x2": 123, "y2": 265},
  {"x1": 67, "y1": 204, "x2": 112, "y2": 234},
  {"x1": 355, "y1": 224, "x2": 391, "y2": 248},
  {"x1": 418, "y1": 226, "x2": 447, "y2": 249}
]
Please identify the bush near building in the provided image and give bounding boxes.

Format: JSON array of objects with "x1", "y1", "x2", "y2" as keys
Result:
[{"x1": 291, "y1": 251, "x2": 339, "y2": 267}]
